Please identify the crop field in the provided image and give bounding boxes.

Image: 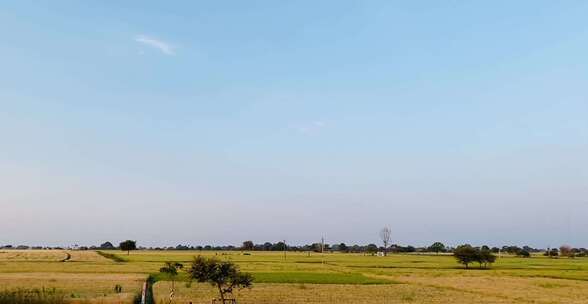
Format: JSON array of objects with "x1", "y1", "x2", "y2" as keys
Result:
[{"x1": 2, "y1": 250, "x2": 588, "y2": 303}]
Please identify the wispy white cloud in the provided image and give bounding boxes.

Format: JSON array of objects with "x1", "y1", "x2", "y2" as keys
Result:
[{"x1": 134, "y1": 35, "x2": 176, "y2": 55}]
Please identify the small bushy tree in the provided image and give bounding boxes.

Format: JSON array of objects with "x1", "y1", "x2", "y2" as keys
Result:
[
  {"x1": 241, "y1": 241, "x2": 254, "y2": 251},
  {"x1": 454, "y1": 245, "x2": 477, "y2": 269},
  {"x1": 560, "y1": 245, "x2": 573, "y2": 258},
  {"x1": 454, "y1": 244, "x2": 496, "y2": 269},
  {"x1": 366, "y1": 244, "x2": 378, "y2": 255},
  {"x1": 478, "y1": 248, "x2": 496, "y2": 268},
  {"x1": 119, "y1": 240, "x2": 137, "y2": 255},
  {"x1": 100, "y1": 242, "x2": 115, "y2": 249},
  {"x1": 428, "y1": 242, "x2": 446, "y2": 254},
  {"x1": 160, "y1": 261, "x2": 184, "y2": 294},
  {"x1": 547, "y1": 248, "x2": 559, "y2": 258},
  {"x1": 187, "y1": 256, "x2": 253, "y2": 303},
  {"x1": 518, "y1": 250, "x2": 531, "y2": 258}
]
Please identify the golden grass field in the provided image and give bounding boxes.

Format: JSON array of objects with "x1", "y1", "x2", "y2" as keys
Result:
[{"x1": 2, "y1": 250, "x2": 588, "y2": 303}]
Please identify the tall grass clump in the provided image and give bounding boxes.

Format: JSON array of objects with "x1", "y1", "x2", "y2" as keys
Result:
[{"x1": 0, "y1": 288, "x2": 66, "y2": 304}]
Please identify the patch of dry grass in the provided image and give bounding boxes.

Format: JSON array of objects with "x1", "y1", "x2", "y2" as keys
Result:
[
  {"x1": 0, "y1": 272, "x2": 144, "y2": 303},
  {"x1": 153, "y1": 282, "x2": 516, "y2": 304},
  {"x1": 392, "y1": 274, "x2": 588, "y2": 304},
  {"x1": 0, "y1": 250, "x2": 65, "y2": 262},
  {"x1": 4, "y1": 250, "x2": 588, "y2": 303}
]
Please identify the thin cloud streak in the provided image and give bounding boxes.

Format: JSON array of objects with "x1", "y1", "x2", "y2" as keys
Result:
[{"x1": 134, "y1": 35, "x2": 176, "y2": 55}]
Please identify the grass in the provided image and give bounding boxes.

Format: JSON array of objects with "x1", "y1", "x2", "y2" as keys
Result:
[
  {"x1": 4, "y1": 250, "x2": 588, "y2": 303},
  {"x1": 252, "y1": 272, "x2": 392, "y2": 284},
  {"x1": 96, "y1": 251, "x2": 127, "y2": 263},
  {"x1": 0, "y1": 288, "x2": 65, "y2": 304}
]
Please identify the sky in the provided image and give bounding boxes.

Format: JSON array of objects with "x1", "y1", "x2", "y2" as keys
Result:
[{"x1": 1, "y1": 1, "x2": 587, "y2": 248}]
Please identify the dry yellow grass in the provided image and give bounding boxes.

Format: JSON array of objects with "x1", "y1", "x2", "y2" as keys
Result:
[
  {"x1": 393, "y1": 274, "x2": 588, "y2": 304},
  {"x1": 0, "y1": 250, "x2": 66, "y2": 261},
  {"x1": 0, "y1": 272, "x2": 144, "y2": 303},
  {"x1": 3, "y1": 250, "x2": 588, "y2": 303},
  {"x1": 67, "y1": 251, "x2": 110, "y2": 262},
  {"x1": 153, "y1": 281, "x2": 518, "y2": 304}
]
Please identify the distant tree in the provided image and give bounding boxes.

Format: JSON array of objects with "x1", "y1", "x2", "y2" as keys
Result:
[
  {"x1": 518, "y1": 250, "x2": 531, "y2": 258},
  {"x1": 338, "y1": 243, "x2": 349, "y2": 253},
  {"x1": 477, "y1": 248, "x2": 497, "y2": 268},
  {"x1": 159, "y1": 261, "x2": 184, "y2": 299},
  {"x1": 490, "y1": 247, "x2": 500, "y2": 253},
  {"x1": 549, "y1": 248, "x2": 559, "y2": 258},
  {"x1": 379, "y1": 227, "x2": 392, "y2": 256},
  {"x1": 272, "y1": 242, "x2": 286, "y2": 251},
  {"x1": 504, "y1": 246, "x2": 523, "y2": 255},
  {"x1": 560, "y1": 245, "x2": 573, "y2": 258},
  {"x1": 428, "y1": 242, "x2": 446, "y2": 254},
  {"x1": 366, "y1": 244, "x2": 379, "y2": 254},
  {"x1": 454, "y1": 244, "x2": 477, "y2": 269},
  {"x1": 262, "y1": 242, "x2": 273, "y2": 251},
  {"x1": 311, "y1": 243, "x2": 323, "y2": 253},
  {"x1": 187, "y1": 256, "x2": 253, "y2": 303},
  {"x1": 241, "y1": 241, "x2": 254, "y2": 251},
  {"x1": 100, "y1": 242, "x2": 115, "y2": 250},
  {"x1": 119, "y1": 240, "x2": 137, "y2": 255}
]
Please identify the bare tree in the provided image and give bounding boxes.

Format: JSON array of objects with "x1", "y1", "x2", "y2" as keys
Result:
[{"x1": 379, "y1": 227, "x2": 391, "y2": 256}]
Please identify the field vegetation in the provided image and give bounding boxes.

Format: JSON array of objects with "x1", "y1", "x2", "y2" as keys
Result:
[{"x1": 2, "y1": 249, "x2": 588, "y2": 303}]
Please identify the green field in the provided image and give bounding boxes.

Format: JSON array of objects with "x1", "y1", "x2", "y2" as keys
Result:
[{"x1": 2, "y1": 250, "x2": 588, "y2": 303}]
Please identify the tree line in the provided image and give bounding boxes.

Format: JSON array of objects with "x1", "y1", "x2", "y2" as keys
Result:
[{"x1": 4, "y1": 241, "x2": 587, "y2": 259}]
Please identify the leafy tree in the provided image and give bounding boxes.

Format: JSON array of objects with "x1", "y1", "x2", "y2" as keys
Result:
[
  {"x1": 262, "y1": 242, "x2": 273, "y2": 251},
  {"x1": 366, "y1": 244, "x2": 378, "y2": 254},
  {"x1": 477, "y1": 248, "x2": 497, "y2": 268},
  {"x1": 560, "y1": 245, "x2": 573, "y2": 258},
  {"x1": 159, "y1": 261, "x2": 184, "y2": 297},
  {"x1": 338, "y1": 243, "x2": 349, "y2": 253},
  {"x1": 549, "y1": 248, "x2": 559, "y2": 258},
  {"x1": 379, "y1": 227, "x2": 392, "y2": 256},
  {"x1": 311, "y1": 243, "x2": 323, "y2": 253},
  {"x1": 100, "y1": 242, "x2": 115, "y2": 249},
  {"x1": 428, "y1": 242, "x2": 446, "y2": 254},
  {"x1": 187, "y1": 256, "x2": 253, "y2": 303},
  {"x1": 241, "y1": 241, "x2": 254, "y2": 251},
  {"x1": 518, "y1": 250, "x2": 531, "y2": 258},
  {"x1": 119, "y1": 240, "x2": 137, "y2": 255},
  {"x1": 454, "y1": 245, "x2": 477, "y2": 269},
  {"x1": 272, "y1": 242, "x2": 286, "y2": 251}
]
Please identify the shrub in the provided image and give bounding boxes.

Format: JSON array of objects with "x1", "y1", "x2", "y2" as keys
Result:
[
  {"x1": 518, "y1": 250, "x2": 531, "y2": 258},
  {"x1": 0, "y1": 288, "x2": 65, "y2": 304}
]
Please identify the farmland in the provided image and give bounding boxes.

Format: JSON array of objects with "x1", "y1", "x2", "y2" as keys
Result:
[{"x1": 2, "y1": 250, "x2": 588, "y2": 303}]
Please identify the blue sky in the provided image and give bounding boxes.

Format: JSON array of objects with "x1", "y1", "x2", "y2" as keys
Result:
[{"x1": 1, "y1": 1, "x2": 587, "y2": 248}]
